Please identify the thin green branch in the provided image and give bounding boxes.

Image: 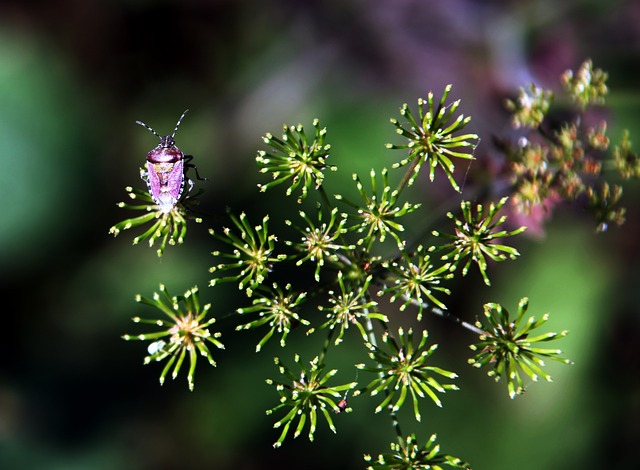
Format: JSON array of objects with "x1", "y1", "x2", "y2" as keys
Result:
[{"x1": 363, "y1": 313, "x2": 403, "y2": 439}]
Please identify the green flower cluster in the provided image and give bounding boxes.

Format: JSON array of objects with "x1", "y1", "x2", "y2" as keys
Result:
[
  {"x1": 209, "y1": 211, "x2": 287, "y2": 296},
  {"x1": 365, "y1": 433, "x2": 469, "y2": 470},
  {"x1": 236, "y1": 283, "x2": 309, "y2": 352},
  {"x1": 123, "y1": 285, "x2": 224, "y2": 391},
  {"x1": 379, "y1": 245, "x2": 452, "y2": 320},
  {"x1": 357, "y1": 328, "x2": 459, "y2": 422},
  {"x1": 432, "y1": 197, "x2": 526, "y2": 286},
  {"x1": 469, "y1": 298, "x2": 572, "y2": 399},
  {"x1": 256, "y1": 119, "x2": 335, "y2": 201},
  {"x1": 266, "y1": 355, "x2": 357, "y2": 447},
  {"x1": 109, "y1": 186, "x2": 203, "y2": 257},
  {"x1": 387, "y1": 85, "x2": 479, "y2": 192}
]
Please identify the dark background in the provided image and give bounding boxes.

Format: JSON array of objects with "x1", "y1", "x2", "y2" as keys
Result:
[{"x1": 1, "y1": 1, "x2": 639, "y2": 469}]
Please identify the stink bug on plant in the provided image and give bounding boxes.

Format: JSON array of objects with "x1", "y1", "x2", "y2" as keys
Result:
[{"x1": 136, "y1": 109, "x2": 205, "y2": 213}]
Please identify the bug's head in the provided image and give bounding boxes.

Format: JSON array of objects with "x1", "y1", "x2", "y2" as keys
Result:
[{"x1": 158, "y1": 135, "x2": 176, "y2": 148}]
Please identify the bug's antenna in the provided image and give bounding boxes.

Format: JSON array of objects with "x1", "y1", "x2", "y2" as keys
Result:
[
  {"x1": 172, "y1": 109, "x2": 189, "y2": 138},
  {"x1": 136, "y1": 119, "x2": 161, "y2": 139}
]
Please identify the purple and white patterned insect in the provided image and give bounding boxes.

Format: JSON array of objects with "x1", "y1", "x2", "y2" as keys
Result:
[{"x1": 136, "y1": 109, "x2": 204, "y2": 213}]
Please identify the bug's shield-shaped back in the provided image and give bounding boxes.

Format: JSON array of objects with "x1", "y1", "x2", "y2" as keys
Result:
[{"x1": 146, "y1": 159, "x2": 185, "y2": 213}]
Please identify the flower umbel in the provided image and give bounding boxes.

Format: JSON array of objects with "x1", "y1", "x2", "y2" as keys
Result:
[
  {"x1": 285, "y1": 205, "x2": 354, "y2": 282},
  {"x1": 236, "y1": 283, "x2": 309, "y2": 352},
  {"x1": 257, "y1": 119, "x2": 335, "y2": 201},
  {"x1": 210, "y1": 211, "x2": 287, "y2": 296},
  {"x1": 122, "y1": 284, "x2": 224, "y2": 391},
  {"x1": 357, "y1": 328, "x2": 458, "y2": 422},
  {"x1": 109, "y1": 186, "x2": 203, "y2": 257},
  {"x1": 612, "y1": 130, "x2": 640, "y2": 180},
  {"x1": 586, "y1": 182, "x2": 625, "y2": 232},
  {"x1": 432, "y1": 197, "x2": 526, "y2": 286},
  {"x1": 561, "y1": 59, "x2": 608, "y2": 110},
  {"x1": 387, "y1": 85, "x2": 479, "y2": 191},
  {"x1": 379, "y1": 245, "x2": 453, "y2": 320},
  {"x1": 314, "y1": 271, "x2": 387, "y2": 345},
  {"x1": 505, "y1": 83, "x2": 553, "y2": 129},
  {"x1": 336, "y1": 168, "x2": 420, "y2": 250},
  {"x1": 468, "y1": 298, "x2": 572, "y2": 399},
  {"x1": 364, "y1": 433, "x2": 470, "y2": 470},
  {"x1": 509, "y1": 143, "x2": 556, "y2": 214},
  {"x1": 503, "y1": 61, "x2": 638, "y2": 231},
  {"x1": 266, "y1": 355, "x2": 357, "y2": 448}
]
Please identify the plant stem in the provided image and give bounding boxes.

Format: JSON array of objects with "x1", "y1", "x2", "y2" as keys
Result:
[
  {"x1": 372, "y1": 279, "x2": 487, "y2": 337},
  {"x1": 317, "y1": 184, "x2": 334, "y2": 212},
  {"x1": 428, "y1": 306, "x2": 486, "y2": 336},
  {"x1": 396, "y1": 155, "x2": 421, "y2": 194},
  {"x1": 363, "y1": 312, "x2": 403, "y2": 439},
  {"x1": 318, "y1": 327, "x2": 335, "y2": 365}
]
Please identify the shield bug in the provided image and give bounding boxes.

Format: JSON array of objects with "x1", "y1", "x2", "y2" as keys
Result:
[{"x1": 136, "y1": 109, "x2": 205, "y2": 213}]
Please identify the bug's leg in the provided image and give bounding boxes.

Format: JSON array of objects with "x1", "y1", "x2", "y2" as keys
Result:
[
  {"x1": 140, "y1": 167, "x2": 150, "y2": 183},
  {"x1": 184, "y1": 155, "x2": 208, "y2": 181}
]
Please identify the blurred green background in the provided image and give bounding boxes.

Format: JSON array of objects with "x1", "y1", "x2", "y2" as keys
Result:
[{"x1": 1, "y1": 1, "x2": 639, "y2": 469}]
